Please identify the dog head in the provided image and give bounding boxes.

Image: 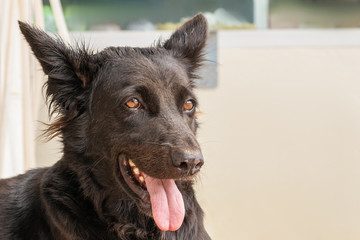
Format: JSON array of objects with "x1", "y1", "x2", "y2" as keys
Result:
[{"x1": 19, "y1": 14, "x2": 208, "y2": 231}]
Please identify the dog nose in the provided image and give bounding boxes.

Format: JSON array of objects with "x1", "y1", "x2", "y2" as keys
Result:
[{"x1": 172, "y1": 151, "x2": 204, "y2": 175}]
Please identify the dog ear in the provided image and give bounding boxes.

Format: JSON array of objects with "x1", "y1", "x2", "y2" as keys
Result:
[
  {"x1": 163, "y1": 14, "x2": 208, "y2": 78},
  {"x1": 18, "y1": 21, "x2": 96, "y2": 87},
  {"x1": 18, "y1": 21, "x2": 98, "y2": 139}
]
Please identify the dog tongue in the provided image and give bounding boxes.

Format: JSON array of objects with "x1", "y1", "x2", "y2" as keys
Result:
[{"x1": 144, "y1": 174, "x2": 185, "y2": 231}]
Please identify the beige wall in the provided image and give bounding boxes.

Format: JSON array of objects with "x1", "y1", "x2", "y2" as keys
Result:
[
  {"x1": 196, "y1": 47, "x2": 360, "y2": 239},
  {"x1": 36, "y1": 44, "x2": 360, "y2": 239}
]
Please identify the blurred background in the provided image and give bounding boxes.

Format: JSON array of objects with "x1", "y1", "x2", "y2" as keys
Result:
[{"x1": 1, "y1": 0, "x2": 360, "y2": 239}]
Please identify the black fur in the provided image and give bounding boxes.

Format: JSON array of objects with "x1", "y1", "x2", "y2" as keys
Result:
[{"x1": 0, "y1": 14, "x2": 211, "y2": 240}]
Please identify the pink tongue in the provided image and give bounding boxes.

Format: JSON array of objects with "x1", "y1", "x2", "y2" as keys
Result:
[{"x1": 144, "y1": 174, "x2": 185, "y2": 231}]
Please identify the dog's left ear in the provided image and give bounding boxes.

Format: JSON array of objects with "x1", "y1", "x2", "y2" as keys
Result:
[{"x1": 163, "y1": 14, "x2": 208, "y2": 78}]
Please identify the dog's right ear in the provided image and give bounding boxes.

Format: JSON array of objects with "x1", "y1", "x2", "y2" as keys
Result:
[
  {"x1": 19, "y1": 21, "x2": 99, "y2": 139},
  {"x1": 18, "y1": 21, "x2": 96, "y2": 87}
]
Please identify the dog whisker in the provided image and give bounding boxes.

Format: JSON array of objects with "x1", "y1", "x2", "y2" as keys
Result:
[{"x1": 142, "y1": 142, "x2": 175, "y2": 148}]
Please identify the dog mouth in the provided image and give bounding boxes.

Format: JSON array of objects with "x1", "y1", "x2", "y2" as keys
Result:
[
  {"x1": 119, "y1": 156, "x2": 147, "y2": 194},
  {"x1": 118, "y1": 154, "x2": 185, "y2": 232}
]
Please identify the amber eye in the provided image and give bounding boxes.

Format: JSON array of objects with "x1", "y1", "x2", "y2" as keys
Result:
[
  {"x1": 183, "y1": 100, "x2": 195, "y2": 112},
  {"x1": 125, "y1": 98, "x2": 141, "y2": 109}
]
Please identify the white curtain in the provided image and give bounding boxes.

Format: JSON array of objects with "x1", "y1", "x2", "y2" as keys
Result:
[{"x1": 0, "y1": 0, "x2": 68, "y2": 178}]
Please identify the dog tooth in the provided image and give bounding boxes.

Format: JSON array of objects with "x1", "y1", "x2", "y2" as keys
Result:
[
  {"x1": 138, "y1": 176, "x2": 144, "y2": 183},
  {"x1": 129, "y1": 159, "x2": 136, "y2": 167},
  {"x1": 133, "y1": 167, "x2": 139, "y2": 175}
]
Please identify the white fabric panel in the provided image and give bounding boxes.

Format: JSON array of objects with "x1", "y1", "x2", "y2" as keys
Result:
[{"x1": 0, "y1": 0, "x2": 38, "y2": 178}]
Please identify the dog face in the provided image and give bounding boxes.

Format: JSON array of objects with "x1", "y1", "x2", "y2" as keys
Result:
[
  {"x1": 91, "y1": 50, "x2": 201, "y2": 177},
  {"x1": 19, "y1": 14, "x2": 208, "y2": 232}
]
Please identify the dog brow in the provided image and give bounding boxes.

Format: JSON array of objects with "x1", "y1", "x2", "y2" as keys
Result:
[{"x1": 135, "y1": 85, "x2": 160, "y2": 115}]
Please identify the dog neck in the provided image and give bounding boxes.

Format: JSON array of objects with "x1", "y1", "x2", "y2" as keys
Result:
[{"x1": 39, "y1": 154, "x2": 205, "y2": 239}]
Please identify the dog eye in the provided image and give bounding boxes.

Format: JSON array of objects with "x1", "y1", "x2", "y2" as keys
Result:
[
  {"x1": 183, "y1": 100, "x2": 195, "y2": 112},
  {"x1": 125, "y1": 98, "x2": 141, "y2": 109}
]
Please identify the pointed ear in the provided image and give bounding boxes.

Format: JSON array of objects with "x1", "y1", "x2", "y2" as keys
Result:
[
  {"x1": 163, "y1": 14, "x2": 208, "y2": 78},
  {"x1": 18, "y1": 21, "x2": 95, "y2": 87},
  {"x1": 18, "y1": 21, "x2": 99, "y2": 139}
]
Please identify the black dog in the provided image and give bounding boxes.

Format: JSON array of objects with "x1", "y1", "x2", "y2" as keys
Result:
[{"x1": 0, "y1": 14, "x2": 211, "y2": 240}]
